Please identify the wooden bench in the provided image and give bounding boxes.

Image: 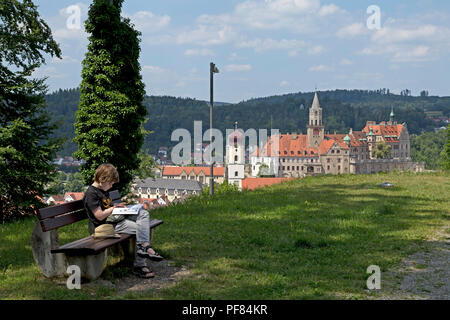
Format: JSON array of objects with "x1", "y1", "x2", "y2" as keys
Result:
[{"x1": 31, "y1": 190, "x2": 163, "y2": 281}]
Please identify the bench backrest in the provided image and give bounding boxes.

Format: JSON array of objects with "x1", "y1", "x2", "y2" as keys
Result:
[{"x1": 37, "y1": 190, "x2": 122, "y2": 232}]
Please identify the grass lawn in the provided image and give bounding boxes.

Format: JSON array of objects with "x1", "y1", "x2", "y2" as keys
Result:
[{"x1": 0, "y1": 171, "x2": 449, "y2": 300}]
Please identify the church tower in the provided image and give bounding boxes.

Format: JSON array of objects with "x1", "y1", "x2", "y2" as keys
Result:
[
  {"x1": 307, "y1": 92, "x2": 325, "y2": 148},
  {"x1": 226, "y1": 122, "x2": 245, "y2": 190}
]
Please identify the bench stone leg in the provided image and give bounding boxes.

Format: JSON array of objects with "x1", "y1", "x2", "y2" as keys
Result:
[
  {"x1": 66, "y1": 251, "x2": 107, "y2": 281},
  {"x1": 109, "y1": 237, "x2": 136, "y2": 263},
  {"x1": 31, "y1": 221, "x2": 68, "y2": 278}
]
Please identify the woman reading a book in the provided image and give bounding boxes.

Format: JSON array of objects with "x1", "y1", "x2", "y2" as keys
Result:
[{"x1": 83, "y1": 163, "x2": 163, "y2": 279}]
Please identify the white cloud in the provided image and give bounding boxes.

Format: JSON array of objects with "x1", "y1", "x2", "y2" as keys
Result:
[
  {"x1": 308, "y1": 45, "x2": 324, "y2": 55},
  {"x1": 392, "y1": 45, "x2": 430, "y2": 62},
  {"x1": 358, "y1": 19, "x2": 450, "y2": 62},
  {"x1": 142, "y1": 65, "x2": 167, "y2": 74},
  {"x1": 224, "y1": 64, "x2": 252, "y2": 72},
  {"x1": 336, "y1": 23, "x2": 367, "y2": 38},
  {"x1": 237, "y1": 38, "x2": 306, "y2": 53},
  {"x1": 340, "y1": 58, "x2": 353, "y2": 66},
  {"x1": 371, "y1": 24, "x2": 439, "y2": 44},
  {"x1": 127, "y1": 11, "x2": 171, "y2": 33},
  {"x1": 280, "y1": 80, "x2": 289, "y2": 87},
  {"x1": 309, "y1": 65, "x2": 328, "y2": 72},
  {"x1": 184, "y1": 48, "x2": 215, "y2": 56},
  {"x1": 318, "y1": 4, "x2": 343, "y2": 17},
  {"x1": 175, "y1": 25, "x2": 237, "y2": 46},
  {"x1": 196, "y1": 0, "x2": 345, "y2": 35},
  {"x1": 52, "y1": 55, "x2": 79, "y2": 64}
]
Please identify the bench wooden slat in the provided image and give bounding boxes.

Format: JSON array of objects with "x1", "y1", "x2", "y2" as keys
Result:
[
  {"x1": 40, "y1": 209, "x2": 87, "y2": 232},
  {"x1": 51, "y1": 234, "x2": 133, "y2": 255},
  {"x1": 38, "y1": 200, "x2": 85, "y2": 220}
]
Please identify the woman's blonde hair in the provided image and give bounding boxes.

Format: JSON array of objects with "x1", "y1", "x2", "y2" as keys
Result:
[{"x1": 94, "y1": 163, "x2": 119, "y2": 184}]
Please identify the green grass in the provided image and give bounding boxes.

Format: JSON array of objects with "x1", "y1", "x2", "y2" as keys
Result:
[{"x1": 1, "y1": 171, "x2": 449, "y2": 300}]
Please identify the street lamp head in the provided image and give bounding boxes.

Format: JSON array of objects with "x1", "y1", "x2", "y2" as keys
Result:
[{"x1": 210, "y1": 62, "x2": 219, "y2": 74}]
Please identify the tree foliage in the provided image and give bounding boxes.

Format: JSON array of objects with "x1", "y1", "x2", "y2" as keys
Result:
[
  {"x1": 0, "y1": 0, "x2": 62, "y2": 222},
  {"x1": 372, "y1": 141, "x2": 392, "y2": 159},
  {"x1": 442, "y1": 125, "x2": 450, "y2": 170},
  {"x1": 134, "y1": 149, "x2": 157, "y2": 180},
  {"x1": 73, "y1": 0, "x2": 147, "y2": 192},
  {"x1": 410, "y1": 129, "x2": 447, "y2": 170}
]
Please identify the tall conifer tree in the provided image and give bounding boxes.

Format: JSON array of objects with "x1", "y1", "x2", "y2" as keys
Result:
[
  {"x1": 74, "y1": 0, "x2": 147, "y2": 192},
  {"x1": 0, "y1": 0, "x2": 62, "y2": 221}
]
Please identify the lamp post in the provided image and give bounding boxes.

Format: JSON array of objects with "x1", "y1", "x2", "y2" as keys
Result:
[{"x1": 210, "y1": 62, "x2": 219, "y2": 196}]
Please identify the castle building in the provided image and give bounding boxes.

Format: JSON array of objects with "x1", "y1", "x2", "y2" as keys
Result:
[{"x1": 250, "y1": 92, "x2": 424, "y2": 177}]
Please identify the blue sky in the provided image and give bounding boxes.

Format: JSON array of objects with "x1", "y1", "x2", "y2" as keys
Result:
[{"x1": 34, "y1": 0, "x2": 450, "y2": 103}]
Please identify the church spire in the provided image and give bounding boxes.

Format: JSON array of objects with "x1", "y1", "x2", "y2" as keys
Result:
[
  {"x1": 312, "y1": 92, "x2": 320, "y2": 109},
  {"x1": 390, "y1": 107, "x2": 395, "y2": 123}
]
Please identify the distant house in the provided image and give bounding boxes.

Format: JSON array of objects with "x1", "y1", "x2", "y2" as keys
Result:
[
  {"x1": 64, "y1": 192, "x2": 84, "y2": 202},
  {"x1": 162, "y1": 166, "x2": 225, "y2": 186},
  {"x1": 158, "y1": 147, "x2": 168, "y2": 158},
  {"x1": 131, "y1": 178, "x2": 203, "y2": 202},
  {"x1": 138, "y1": 196, "x2": 169, "y2": 210},
  {"x1": 46, "y1": 194, "x2": 65, "y2": 205}
]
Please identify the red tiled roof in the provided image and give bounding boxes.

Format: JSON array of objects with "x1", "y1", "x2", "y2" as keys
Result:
[
  {"x1": 64, "y1": 192, "x2": 84, "y2": 201},
  {"x1": 50, "y1": 194, "x2": 64, "y2": 202},
  {"x1": 252, "y1": 134, "x2": 319, "y2": 158},
  {"x1": 362, "y1": 124, "x2": 404, "y2": 142},
  {"x1": 253, "y1": 133, "x2": 353, "y2": 158},
  {"x1": 162, "y1": 166, "x2": 225, "y2": 177},
  {"x1": 318, "y1": 139, "x2": 336, "y2": 155},
  {"x1": 242, "y1": 177, "x2": 293, "y2": 190}
]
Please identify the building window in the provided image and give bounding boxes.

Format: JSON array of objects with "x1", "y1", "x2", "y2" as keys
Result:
[
  {"x1": 282, "y1": 166, "x2": 285, "y2": 170},
  {"x1": 338, "y1": 158, "x2": 341, "y2": 163},
  {"x1": 287, "y1": 166, "x2": 290, "y2": 170},
  {"x1": 235, "y1": 155, "x2": 238, "y2": 162},
  {"x1": 235, "y1": 171, "x2": 238, "y2": 177},
  {"x1": 297, "y1": 166, "x2": 299, "y2": 171},
  {"x1": 327, "y1": 165, "x2": 330, "y2": 170},
  {"x1": 327, "y1": 158, "x2": 330, "y2": 163}
]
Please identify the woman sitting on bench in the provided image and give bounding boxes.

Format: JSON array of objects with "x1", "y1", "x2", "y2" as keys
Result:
[{"x1": 83, "y1": 163, "x2": 163, "y2": 279}]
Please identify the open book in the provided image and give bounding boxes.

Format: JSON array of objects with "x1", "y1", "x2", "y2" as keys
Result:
[{"x1": 112, "y1": 204, "x2": 143, "y2": 215}]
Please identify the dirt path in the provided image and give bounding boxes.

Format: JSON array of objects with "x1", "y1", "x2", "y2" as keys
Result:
[
  {"x1": 83, "y1": 260, "x2": 192, "y2": 297},
  {"x1": 376, "y1": 227, "x2": 450, "y2": 300}
]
